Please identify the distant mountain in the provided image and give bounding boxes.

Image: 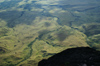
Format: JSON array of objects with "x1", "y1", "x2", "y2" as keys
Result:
[{"x1": 38, "y1": 47, "x2": 100, "y2": 66}]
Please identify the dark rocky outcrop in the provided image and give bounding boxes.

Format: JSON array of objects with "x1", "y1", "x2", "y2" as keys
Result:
[
  {"x1": 0, "y1": 47, "x2": 7, "y2": 53},
  {"x1": 38, "y1": 47, "x2": 100, "y2": 66}
]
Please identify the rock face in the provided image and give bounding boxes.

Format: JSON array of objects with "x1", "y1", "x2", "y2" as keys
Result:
[{"x1": 38, "y1": 47, "x2": 100, "y2": 66}]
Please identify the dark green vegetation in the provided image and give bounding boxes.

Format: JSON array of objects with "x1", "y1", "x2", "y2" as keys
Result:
[
  {"x1": 87, "y1": 34, "x2": 100, "y2": 50},
  {"x1": 0, "y1": 0, "x2": 100, "y2": 66},
  {"x1": 80, "y1": 24, "x2": 100, "y2": 50},
  {"x1": 84, "y1": 24, "x2": 100, "y2": 36}
]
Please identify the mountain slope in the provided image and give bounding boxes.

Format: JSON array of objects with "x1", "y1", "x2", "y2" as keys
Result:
[{"x1": 38, "y1": 47, "x2": 100, "y2": 66}]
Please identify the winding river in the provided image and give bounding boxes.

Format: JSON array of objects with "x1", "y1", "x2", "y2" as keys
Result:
[{"x1": 15, "y1": 37, "x2": 38, "y2": 66}]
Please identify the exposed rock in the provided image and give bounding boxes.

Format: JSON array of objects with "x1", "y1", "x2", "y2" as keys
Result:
[{"x1": 38, "y1": 47, "x2": 100, "y2": 66}]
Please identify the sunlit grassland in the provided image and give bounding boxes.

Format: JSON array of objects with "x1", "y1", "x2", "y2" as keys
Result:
[
  {"x1": 39, "y1": 25, "x2": 88, "y2": 47},
  {"x1": 0, "y1": 0, "x2": 100, "y2": 66},
  {"x1": 0, "y1": 16, "x2": 61, "y2": 65},
  {"x1": 0, "y1": 16, "x2": 89, "y2": 66}
]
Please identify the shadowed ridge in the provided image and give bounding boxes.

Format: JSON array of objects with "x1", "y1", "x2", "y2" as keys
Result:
[{"x1": 38, "y1": 47, "x2": 100, "y2": 66}]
